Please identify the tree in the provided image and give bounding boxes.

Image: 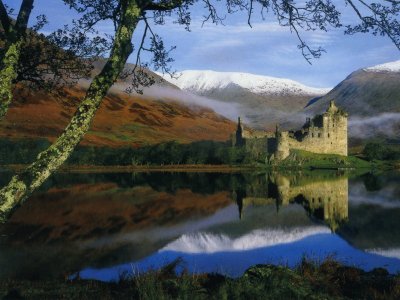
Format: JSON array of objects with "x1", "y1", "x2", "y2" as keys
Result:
[
  {"x1": 1, "y1": 0, "x2": 400, "y2": 223},
  {"x1": 363, "y1": 142, "x2": 388, "y2": 160},
  {"x1": 0, "y1": 1, "x2": 110, "y2": 120},
  {"x1": 0, "y1": 0, "x2": 35, "y2": 119}
]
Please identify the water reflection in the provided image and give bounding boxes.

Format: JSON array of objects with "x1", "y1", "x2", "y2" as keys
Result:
[
  {"x1": 0, "y1": 170, "x2": 399, "y2": 281},
  {"x1": 234, "y1": 173, "x2": 348, "y2": 232}
]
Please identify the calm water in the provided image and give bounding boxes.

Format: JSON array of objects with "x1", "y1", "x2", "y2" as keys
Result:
[{"x1": 1, "y1": 170, "x2": 400, "y2": 281}]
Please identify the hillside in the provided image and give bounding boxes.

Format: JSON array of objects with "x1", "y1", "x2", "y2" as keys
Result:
[
  {"x1": 161, "y1": 70, "x2": 330, "y2": 130},
  {"x1": 304, "y1": 60, "x2": 400, "y2": 140},
  {"x1": 1, "y1": 74, "x2": 236, "y2": 147},
  {"x1": 304, "y1": 67, "x2": 400, "y2": 116}
]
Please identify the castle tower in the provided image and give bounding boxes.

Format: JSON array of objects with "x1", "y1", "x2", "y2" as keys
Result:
[
  {"x1": 322, "y1": 100, "x2": 348, "y2": 156},
  {"x1": 235, "y1": 117, "x2": 245, "y2": 147},
  {"x1": 274, "y1": 125, "x2": 290, "y2": 160}
]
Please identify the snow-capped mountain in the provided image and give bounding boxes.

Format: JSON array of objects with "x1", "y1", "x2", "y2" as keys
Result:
[
  {"x1": 305, "y1": 60, "x2": 400, "y2": 117},
  {"x1": 160, "y1": 70, "x2": 331, "y2": 130},
  {"x1": 162, "y1": 70, "x2": 330, "y2": 96},
  {"x1": 160, "y1": 226, "x2": 330, "y2": 254},
  {"x1": 364, "y1": 60, "x2": 400, "y2": 73}
]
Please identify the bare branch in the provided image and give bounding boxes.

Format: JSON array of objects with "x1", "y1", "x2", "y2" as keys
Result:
[
  {"x1": 346, "y1": 0, "x2": 400, "y2": 50},
  {"x1": 131, "y1": 16, "x2": 149, "y2": 78},
  {"x1": 15, "y1": 0, "x2": 34, "y2": 33},
  {"x1": 248, "y1": 0, "x2": 253, "y2": 27},
  {"x1": 202, "y1": 0, "x2": 225, "y2": 26},
  {"x1": 0, "y1": 0, "x2": 11, "y2": 33}
]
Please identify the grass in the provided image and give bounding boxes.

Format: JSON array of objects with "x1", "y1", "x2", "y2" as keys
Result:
[
  {"x1": 1, "y1": 258, "x2": 400, "y2": 299},
  {"x1": 275, "y1": 149, "x2": 376, "y2": 170}
]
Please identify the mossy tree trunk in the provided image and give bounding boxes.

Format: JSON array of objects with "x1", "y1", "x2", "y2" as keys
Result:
[
  {"x1": 0, "y1": 0, "x2": 34, "y2": 120},
  {"x1": 0, "y1": 0, "x2": 142, "y2": 223},
  {"x1": 0, "y1": 41, "x2": 23, "y2": 119}
]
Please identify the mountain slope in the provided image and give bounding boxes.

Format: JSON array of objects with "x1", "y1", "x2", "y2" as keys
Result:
[
  {"x1": 303, "y1": 60, "x2": 400, "y2": 140},
  {"x1": 0, "y1": 71, "x2": 236, "y2": 147},
  {"x1": 305, "y1": 65, "x2": 400, "y2": 116},
  {"x1": 161, "y1": 70, "x2": 330, "y2": 130}
]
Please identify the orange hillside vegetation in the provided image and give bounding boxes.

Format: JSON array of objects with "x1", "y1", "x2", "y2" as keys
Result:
[{"x1": 0, "y1": 85, "x2": 236, "y2": 147}]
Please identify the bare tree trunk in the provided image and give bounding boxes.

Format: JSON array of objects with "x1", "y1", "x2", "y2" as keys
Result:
[{"x1": 0, "y1": 0, "x2": 142, "y2": 223}]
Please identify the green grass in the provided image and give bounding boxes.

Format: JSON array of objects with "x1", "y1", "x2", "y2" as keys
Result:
[{"x1": 276, "y1": 149, "x2": 375, "y2": 170}]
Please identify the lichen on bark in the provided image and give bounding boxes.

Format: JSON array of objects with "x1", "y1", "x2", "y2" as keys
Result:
[{"x1": 0, "y1": 42, "x2": 22, "y2": 120}]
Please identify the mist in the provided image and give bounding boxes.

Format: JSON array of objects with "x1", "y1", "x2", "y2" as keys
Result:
[
  {"x1": 85, "y1": 77, "x2": 400, "y2": 139},
  {"x1": 142, "y1": 85, "x2": 243, "y2": 121},
  {"x1": 349, "y1": 113, "x2": 400, "y2": 138}
]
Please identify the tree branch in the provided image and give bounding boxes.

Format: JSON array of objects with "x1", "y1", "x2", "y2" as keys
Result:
[
  {"x1": 15, "y1": 0, "x2": 34, "y2": 33},
  {"x1": 346, "y1": 0, "x2": 364, "y2": 20},
  {"x1": 347, "y1": 0, "x2": 400, "y2": 50},
  {"x1": 131, "y1": 16, "x2": 149, "y2": 77},
  {"x1": 248, "y1": 0, "x2": 253, "y2": 27},
  {"x1": 145, "y1": 0, "x2": 183, "y2": 11},
  {"x1": 0, "y1": 0, "x2": 11, "y2": 33}
]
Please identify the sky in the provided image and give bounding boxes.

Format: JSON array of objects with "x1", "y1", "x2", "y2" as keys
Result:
[{"x1": 5, "y1": 0, "x2": 400, "y2": 88}]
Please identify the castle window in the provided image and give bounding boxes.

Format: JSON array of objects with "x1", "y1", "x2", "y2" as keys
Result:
[
  {"x1": 312, "y1": 133, "x2": 314, "y2": 138},
  {"x1": 328, "y1": 133, "x2": 330, "y2": 138},
  {"x1": 318, "y1": 133, "x2": 321, "y2": 138},
  {"x1": 333, "y1": 124, "x2": 335, "y2": 128}
]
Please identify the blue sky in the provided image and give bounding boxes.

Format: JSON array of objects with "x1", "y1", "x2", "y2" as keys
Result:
[{"x1": 5, "y1": 0, "x2": 400, "y2": 88}]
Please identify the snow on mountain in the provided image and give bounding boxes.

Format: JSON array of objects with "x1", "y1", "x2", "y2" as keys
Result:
[
  {"x1": 364, "y1": 60, "x2": 400, "y2": 73},
  {"x1": 160, "y1": 226, "x2": 331, "y2": 254},
  {"x1": 367, "y1": 248, "x2": 400, "y2": 260},
  {"x1": 160, "y1": 70, "x2": 331, "y2": 96}
]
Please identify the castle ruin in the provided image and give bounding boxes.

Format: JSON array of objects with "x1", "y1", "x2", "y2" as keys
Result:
[
  {"x1": 234, "y1": 173, "x2": 349, "y2": 232},
  {"x1": 232, "y1": 101, "x2": 348, "y2": 161}
]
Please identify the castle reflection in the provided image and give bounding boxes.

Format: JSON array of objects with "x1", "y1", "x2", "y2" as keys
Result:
[{"x1": 233, "y1": 172, "x2": 349, "y2": 231}]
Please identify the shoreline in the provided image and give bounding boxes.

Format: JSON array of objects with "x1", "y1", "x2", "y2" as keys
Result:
[
  {"x1": 1, "y1": 164, "x2": 257, "y2": 173},
  {"x1": 1, "y1": 162, "x2": 398, "y2": 174}
]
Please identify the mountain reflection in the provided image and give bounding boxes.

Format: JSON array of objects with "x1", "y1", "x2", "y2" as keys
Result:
[
  {"x1": 233, "y1": 172, "x2": 348, "y2": 231},
  {"x1": 161, "y1": 226, "x2": 331, "y2": 253},
  {"x1": 7, "y1": 170, "x2": 400, "y2": 281}
]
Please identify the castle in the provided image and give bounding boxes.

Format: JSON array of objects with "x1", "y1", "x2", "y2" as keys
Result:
[
  {"x1": 232, "y1": 101, "x2": 348, "y2": 161},
  {"x1": 233, "y1": 173, "x2": 349, "y2": 232}
]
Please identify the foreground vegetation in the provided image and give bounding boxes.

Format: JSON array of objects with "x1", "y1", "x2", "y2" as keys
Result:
[{"x1": 1, "y1": 259, "x2": 399, "y2": 299}]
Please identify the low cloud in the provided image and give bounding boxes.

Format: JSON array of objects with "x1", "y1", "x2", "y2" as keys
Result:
[
  {"x1": 143, "y1": 85, "x2": 242, "y2": 121},
  {"x1": 349, "y1": 113, "x2": 400, "y2": 138},
  {"x1": 105, "y1": 78, "x2": 400, "y2": 140}
]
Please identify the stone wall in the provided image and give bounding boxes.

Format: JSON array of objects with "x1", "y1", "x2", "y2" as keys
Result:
[
  {"x1": 236, "y1": 173, "x2": 349, "y2": 231},
  {"x1": 232, "y1": 101, "x2": 348, "y2": 161},
  {"x1": 275, "y1": 101, "x2": 348, "y2": 160},
  {"x1": 273, "y1": 174, "x2": 348, "y2": 231}
]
